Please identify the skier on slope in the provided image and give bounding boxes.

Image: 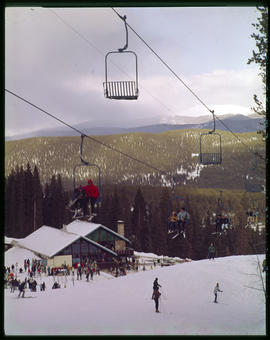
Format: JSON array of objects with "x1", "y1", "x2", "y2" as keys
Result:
[
  {"x1": 152, "y1": 278, "x2": 162, "y2": 299},
  {"x1": 213, "y1": 282, "x2": 223, "y2": 303},
  {"x1": 152, "y1": 278, "x2": 162, "y2": 313},
  {"x1": 18, "y1": 280, "x2": 26, "y2": 298},
  {"x1": 208, "y1": 243, "x2": 216, "y2": 260}
]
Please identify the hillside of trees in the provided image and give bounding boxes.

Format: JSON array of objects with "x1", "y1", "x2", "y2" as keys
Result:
[
  {"x1": 5, "y1": 129, "x2": 265, "y2": 190},
  {"x1": 5, "y1": 163, "x2": 266, "y2": 260}
]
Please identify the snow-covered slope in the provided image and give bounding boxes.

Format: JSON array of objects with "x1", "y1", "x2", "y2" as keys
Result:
[{"x1": 4, "y1": 251, "x2": 266, "y2": 336}]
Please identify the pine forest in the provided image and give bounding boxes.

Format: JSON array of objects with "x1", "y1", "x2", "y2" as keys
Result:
[{"x1": 4, "y1": 128, "x2": 266, "y2": 260}]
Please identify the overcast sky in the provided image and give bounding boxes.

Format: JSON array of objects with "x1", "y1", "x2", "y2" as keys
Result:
[{"x1": 5, "y1": 6, "x2": 264, "y2": 137}]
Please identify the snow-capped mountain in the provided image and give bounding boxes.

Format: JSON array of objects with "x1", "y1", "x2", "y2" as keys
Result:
[{"x1": 5, "y1": 114, "x2": 264, "y2": 141}]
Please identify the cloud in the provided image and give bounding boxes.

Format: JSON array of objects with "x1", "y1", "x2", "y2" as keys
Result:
[{"x1": 5, "y1": 6, "x2": 265, "y2": 136}]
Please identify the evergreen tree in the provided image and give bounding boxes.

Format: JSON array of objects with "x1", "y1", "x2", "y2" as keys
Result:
[
  {"x1": 16, "y1": 166, "x2": 25, "y2": 237},
  {"x1": 97, "y1": 192, "x2": 112, "y2": 228},
  {"x1": 53, "y1": 174, "x2": 66, "y2": 229},
  {"x1": 33, "y1": 165, "x2": 44, "y2": 230},
  {"x1": 110, "y1": 187, "x2": 121, "y2": 232},
  {"x1": 152, "y1": 188, "x2": 168, "y2": 255},
  {"x1": 189, "y1": 200, "x2": 206, "y2": 260},
  {"x1": 141, "y1": 203, "x2": 152, "y2": 252},
  {"x1": 247, "y1": 6, "x2": 267, "y2": 139},
  {"x1": 131, "y1": 187, "x2": 148, "y2": 251},
  {"x1": 118, "y1": 187, "x2": 132, "y2": 239},
  {"x1": 24, "y1": 163, "x2": 34, "y2": 235},
  {"x1": 5, "y1": 169, "x2": 16, "y2": 237}
]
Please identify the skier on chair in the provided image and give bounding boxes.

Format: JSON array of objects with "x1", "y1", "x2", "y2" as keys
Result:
[{"x1": 83, "y1": 179, "x2": 100, "y2": 217}]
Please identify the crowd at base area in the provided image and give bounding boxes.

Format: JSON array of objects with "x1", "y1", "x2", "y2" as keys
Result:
[{"x1": 4, "y1": 273, "x2": 47, "y2": 297}]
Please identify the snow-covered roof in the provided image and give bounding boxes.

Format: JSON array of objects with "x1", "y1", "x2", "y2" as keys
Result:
[
  {"x1": 5, "y1": 236, "x2": 24, "y2": 245},
  {"x1": 16, "y1": 226, "x2": 81, "y2": 258},
  {"x1": 16, "y1": 225, "x2": 117, "y2": 258},
  {"x1": 5, "y1": 246, "x2": 42, "y2": 268},
  {"x1": 66, "y1": 220, "x2": 131, "y2": 243}
]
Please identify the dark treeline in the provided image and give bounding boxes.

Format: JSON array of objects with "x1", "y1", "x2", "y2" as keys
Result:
[{"x1": 5, "y1": 164, "x2": 266, "y2": 260}]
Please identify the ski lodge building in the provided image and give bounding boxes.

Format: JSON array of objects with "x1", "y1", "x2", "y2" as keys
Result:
[{"x1": 5, "y1": 220, "x2": 133, "y2": 269}]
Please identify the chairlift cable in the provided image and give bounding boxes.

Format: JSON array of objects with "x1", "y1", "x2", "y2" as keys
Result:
[
  {"x1": 111, "y1": 7, "x2": 266, "y2": 162},
  {"x1": 111, "y1": 7, "x2": 212, "y2": 114},
  {"x1": 5, "y1": 88, "x2": 170, "y2": 178},
  {"x1": 48, "y1": 8, "x2": 174, "y2": 116},
  {"x1": 49, "y1": 7, "x2": 265, "y2": 162}
]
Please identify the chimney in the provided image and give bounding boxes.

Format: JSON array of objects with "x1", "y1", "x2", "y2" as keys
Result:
[
  {"x1": 117, "y1": 220, "x2": 125, "y2": 236},
  {"x1": 115, "y1": 220, "x2": 126, "y2": 254}
]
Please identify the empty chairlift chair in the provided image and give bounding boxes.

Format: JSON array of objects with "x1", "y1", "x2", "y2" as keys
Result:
[
  {"x1": 103, "y1": 14, "x2": 139, "y2": 100},
  {"x1": 200, "y1": 111, "x2": 222, "y2": 165}
]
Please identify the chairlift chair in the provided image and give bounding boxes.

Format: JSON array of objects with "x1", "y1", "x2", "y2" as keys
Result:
[
  {"x1": 72, "y1": 134, "x2": 102, "y2": 205},
  {"x1": 168, "y1": 179, "x2": 188, "y2": 222},
  {"x1": 200, "y1": 111, "x2": 222, "y2": 165},
  {"x1": 103, "y1": 14, "x2": 139, "y2": 100},
  {"x1": 168, "y1": 193, "x2": 188, "y2": 216}
]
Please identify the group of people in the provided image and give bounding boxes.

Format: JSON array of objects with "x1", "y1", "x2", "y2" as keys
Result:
[
  {"x1": 72, "y1": 262, "x2": 100, "y2": 282},
  {"x1": 7, "y1": 274, "x2": 46, "y2": 297},
  {"x1": 168, "y1": 207, "x2": 190, "y2": 236},
  {"x1": 71, "y1": 179, "x2": 99, "y2": 219}
]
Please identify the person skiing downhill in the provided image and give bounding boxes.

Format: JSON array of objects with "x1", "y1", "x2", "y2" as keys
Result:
[
  {"x1": 153, "y1": 288, "x2": 161, "y2": 313},
  {"x1": 213, "y1": 282, "x2": 223, "y2": 303},
  {"x1": 152, "y1": 278, "x2": 162, "y2": 312},
  {"x1": 152, "y1": 278, "x2": 161, "y2": 298}
]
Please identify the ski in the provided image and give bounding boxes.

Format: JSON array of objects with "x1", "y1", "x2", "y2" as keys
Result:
[
  {"x1": 72, "y1": 213, "x2": 96, "y2": 221},
  {"x1": 87, "y1": 214, "x2": 96, "y2": 221},
  {"x1": 171, "y1": 232, "x2": 180, "y2": 239},
  {"x1": 67, "y1": 198, "x2": 78, "y2": 209}
]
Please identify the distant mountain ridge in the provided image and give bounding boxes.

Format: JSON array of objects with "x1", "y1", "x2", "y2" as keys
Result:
[{"x1": 5, "y1": 114, "x2": 264, "y2": 141}]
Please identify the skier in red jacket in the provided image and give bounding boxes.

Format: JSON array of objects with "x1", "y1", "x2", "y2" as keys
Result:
[{"x1": 83, "y1": 179, "x2": 99, "y2": 216}]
